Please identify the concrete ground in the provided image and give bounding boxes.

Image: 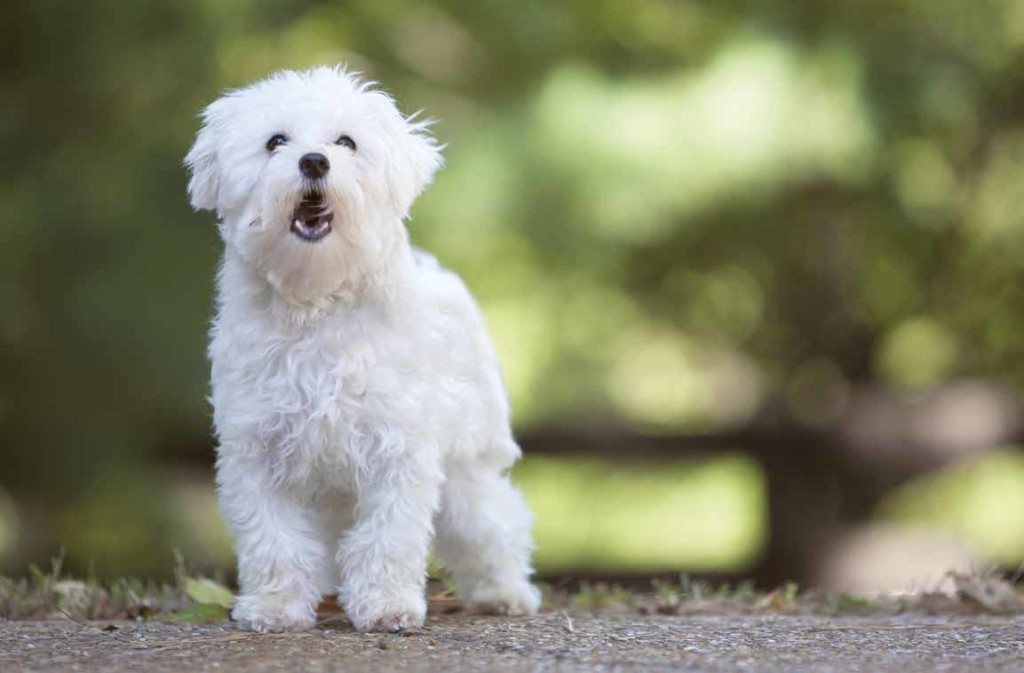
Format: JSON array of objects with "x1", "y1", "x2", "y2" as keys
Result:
[{"x1": 3, "y1": 613, "x2": 1021, "y2": 672}]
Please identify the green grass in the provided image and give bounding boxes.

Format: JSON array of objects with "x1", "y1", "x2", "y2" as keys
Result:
[
  {"x1": 0, "y1": 552, "x2": 225, "y2": 622},
  {"x1": 3, "y1": 557, "x2": 1020, "y2": 622},
  {"x1": 548, "y1": 571, "x2": 1023, "y2": 617}
]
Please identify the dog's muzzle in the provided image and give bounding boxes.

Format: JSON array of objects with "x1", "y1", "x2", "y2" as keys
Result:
[{"x1": 290, "y1": 193, "x2": 334, "y2": 242}]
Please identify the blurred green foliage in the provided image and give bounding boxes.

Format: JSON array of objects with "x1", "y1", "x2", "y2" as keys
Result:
[
  {"x1": 516, "y1": 455, "x2": 765, "y2": 571},
  {"x1": 2, "y1": 0, "x2": 1024, "y2": 575},
  {"x1": 879, "y1": 449, "x2": 1024, "y2": 564}
]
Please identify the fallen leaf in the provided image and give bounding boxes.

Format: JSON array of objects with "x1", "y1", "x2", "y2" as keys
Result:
[
  {"x1": 166, "y1": 602, "x2": 230, "y2": 624},
  {"x1": 182, "y1": 577, "x2": 234, "y2": 609},
  {"x1": 757, "y1": 590, "x2": 796, "y2": 613},
  {"x1": 953, "y1": 573, "x2": 1020, "y2": 614}
]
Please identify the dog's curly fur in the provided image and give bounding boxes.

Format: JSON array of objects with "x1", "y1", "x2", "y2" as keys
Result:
[{"x1": 185, "y1": 67, "x2": 540, "y2": 633}]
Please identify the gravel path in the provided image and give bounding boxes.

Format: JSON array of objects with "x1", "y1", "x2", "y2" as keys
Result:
[{"x1": 3, "y1": 613, "x2": 1021, "y2": 672}]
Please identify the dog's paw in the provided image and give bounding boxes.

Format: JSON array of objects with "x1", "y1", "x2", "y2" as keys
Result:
[
  {"x1": 231, "y1": 593, "x2": 317, "y2": 633},
  {"x1": 365, "y1": 610, "x2": 424, "y2": 633},
  {"x1": 345, "y1": 591, "x2": 426, "y2": 633},
  {"x1": 464, "y1": 580, "x2": 541, "y2": 616}
]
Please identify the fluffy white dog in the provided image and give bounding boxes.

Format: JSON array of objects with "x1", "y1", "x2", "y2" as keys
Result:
[{"x1": 185, "y1": 66, "x2": 540, "y2": 633}]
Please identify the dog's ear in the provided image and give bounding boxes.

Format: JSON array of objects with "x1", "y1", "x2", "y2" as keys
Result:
[
  {"x1": 184, "y1": 98, "x2": 228, "y2": 212},
  {"x1": 366, "y1": 91, "x2": 444, "y2": 218}
]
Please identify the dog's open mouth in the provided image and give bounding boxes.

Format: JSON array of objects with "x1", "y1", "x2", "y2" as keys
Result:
[{"x1": 290, "y1": 193, "x2": 334, "y2": 242}]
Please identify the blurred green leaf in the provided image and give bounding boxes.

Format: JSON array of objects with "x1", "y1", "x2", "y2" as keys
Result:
[
  {"x1": 181, "y1": 577, "x2": 234, "y2": 609},
  {"x1": 165, "y1": 601, "x2": 230, "y2": 624}
]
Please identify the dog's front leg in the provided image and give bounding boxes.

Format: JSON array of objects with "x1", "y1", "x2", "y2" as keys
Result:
[
  {"x1": 217, "y1": 449, "x2": 325, "y2": 632},
  {"x1": 336, "y1": 436, "x2": 443, "y2": 632}
]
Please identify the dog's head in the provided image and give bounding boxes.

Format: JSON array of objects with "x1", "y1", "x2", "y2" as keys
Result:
[{"x1": 185, "y1": 67, "x2": 442, "y2": 303}]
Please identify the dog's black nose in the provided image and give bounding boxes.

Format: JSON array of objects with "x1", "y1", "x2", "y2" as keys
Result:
[{"x1": 299, "y1": 152, "x2": 330, "y2": 179}]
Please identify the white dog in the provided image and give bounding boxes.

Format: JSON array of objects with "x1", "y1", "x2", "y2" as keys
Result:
[{"x1": 185, "y1": 66, "x2": 540, "y2": 633}]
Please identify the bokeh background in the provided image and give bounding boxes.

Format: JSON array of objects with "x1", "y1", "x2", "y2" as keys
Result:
[{"x1": 3, "y1": 0, "x2": 1024, "y2": 592}]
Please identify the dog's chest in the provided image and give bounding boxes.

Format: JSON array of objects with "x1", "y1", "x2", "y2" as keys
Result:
[
  {"x1": 277, "y1": 340, "x2": 389, "y2": 473},
  {"x1": 214, "y1": 307, "x2": 438, "y2": 491}
]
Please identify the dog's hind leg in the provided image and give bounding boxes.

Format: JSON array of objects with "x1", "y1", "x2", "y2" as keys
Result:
[{"x1": 433, "y1": 462, "x2": 541, "y2": 615}]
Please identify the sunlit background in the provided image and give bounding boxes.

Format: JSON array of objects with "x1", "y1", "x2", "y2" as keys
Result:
[{"x1": 2, "y1": 0, "x2": 1024, "y2": 592}]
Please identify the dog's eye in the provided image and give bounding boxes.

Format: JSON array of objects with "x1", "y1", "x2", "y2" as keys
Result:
[
  {"x1": 266, "y1": 134, "x2": 288, "y2": 152},
  {"x1": 336, "y1": 135, "x2": 357, "y2": 151}
]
